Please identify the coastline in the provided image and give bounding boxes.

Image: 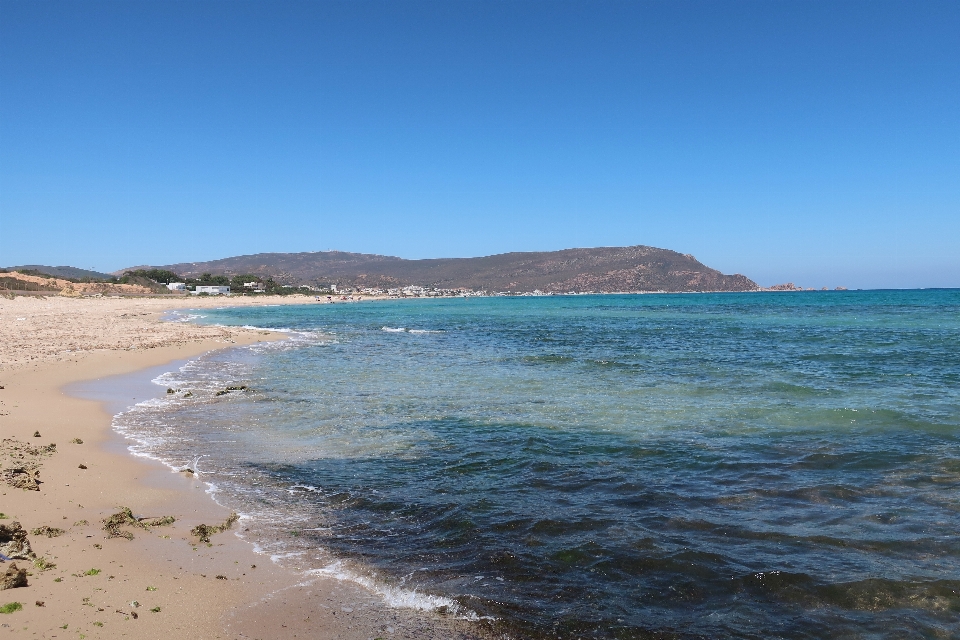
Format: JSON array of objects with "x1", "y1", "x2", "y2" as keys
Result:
[{"x1": 0, "y1": 295, "x2": 485, "y2": 639}]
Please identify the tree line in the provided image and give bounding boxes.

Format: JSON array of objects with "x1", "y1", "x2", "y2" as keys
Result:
[{"x1": 119, "y1": 269, "x2": 296, "y2": 294}]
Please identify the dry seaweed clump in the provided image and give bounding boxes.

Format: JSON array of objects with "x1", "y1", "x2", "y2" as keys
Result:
[
  {"x1": 190, "y1": 513, "x2": 239, "y2": 543},
  {"x1": 1, "y1": 439, "x2": 56, "y2": 491},
  {"x1": 0, "y1": 564, "x2": 27, "y2": 590},
  {"x1": 103, "y1": 507, "x2": 176, "y2": 540},
  {"x1": 1, "y1": 468, "x2": 41, "y2": 491},
  {"x1": 30, "y1": 526, "x2": 65, "y2": 538},
  {"x1": 1, "y1": 439, "x2": 56, "y2": 460},
  {"x1": 0, "y1": 522, "x2": 34, "y2": 561}
]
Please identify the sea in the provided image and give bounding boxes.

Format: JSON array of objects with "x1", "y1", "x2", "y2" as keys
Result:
[{"x1": 113, "y1": 291, "x2": 959, "y2": 639}]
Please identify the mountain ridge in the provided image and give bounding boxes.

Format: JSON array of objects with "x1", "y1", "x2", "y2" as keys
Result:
[{"x1": 126, "y1": 245, "x2": 759, "y2": 293}]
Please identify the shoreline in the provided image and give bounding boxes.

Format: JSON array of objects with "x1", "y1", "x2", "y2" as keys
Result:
[{"x1": 1, "y1": 296, "x2": 486, "y2": 639}]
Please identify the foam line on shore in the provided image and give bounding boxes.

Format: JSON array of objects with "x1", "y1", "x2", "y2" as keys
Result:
[
  {"x1": 104, "y1": 333, "x2": 477, "y2": 622},
  {"x1": 307, "y1": 561, "x2": 488, "y2": 621}
]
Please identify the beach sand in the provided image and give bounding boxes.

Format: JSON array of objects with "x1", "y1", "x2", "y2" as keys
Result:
[{"x1": 0, "y1": 295, "x2": 487, "y2": 639}]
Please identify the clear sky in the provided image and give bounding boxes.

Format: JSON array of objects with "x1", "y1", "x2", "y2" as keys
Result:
[{"x1": 1, "y1": 0, "x2": 958, "y2": 288}]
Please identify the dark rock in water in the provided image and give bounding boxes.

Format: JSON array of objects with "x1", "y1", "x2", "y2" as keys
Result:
[
  {"x1": 167, "y1": 388, "x2": 175, "y2": 394},
  {"x1": 32, "y1": 431, "x2": 40, "y2": 438},
  {"x1": 78, "y1": 464, "x2": 87, "y2": 470},
  {"x1": 71, "y1": 438, "x2": 83, "y2": 444},
  {"x1": 0, "y1": 523, "x2": 34, "y2": 560},
  {"x1": 0, "y1": 563, "x2": 27, "y2": 590},
  {"x1": 30, "y1": 526, "x2": 64, "y2": 538},
  {"x1": 767, "y1": 282, "x2": 803, "y2": 291},
  {"x1": 216, "y1": 386, "x2": 249, "y2": 397}
]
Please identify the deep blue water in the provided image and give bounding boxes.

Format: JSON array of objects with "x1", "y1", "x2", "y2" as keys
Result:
[{"x1": 124, "y1": 291, "x2": 960, "y2": 638}]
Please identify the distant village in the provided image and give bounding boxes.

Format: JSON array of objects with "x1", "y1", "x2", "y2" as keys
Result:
[
  {"x1": 173, "y1": 282, "x2": 849, "y2": 297},
  {"x1": 169, "y1": 281, "x2": 569, "y2": 297}
]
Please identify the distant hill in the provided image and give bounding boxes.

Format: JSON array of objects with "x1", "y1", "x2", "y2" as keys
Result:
[
  {"x1": 131, "y1": 246, "x2": 759, "y2": 293},
  {"x1": 2, "y1": 265, "x2": 114, "y2": 281}
]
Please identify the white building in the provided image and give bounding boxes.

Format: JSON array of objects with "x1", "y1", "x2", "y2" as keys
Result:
[
  {"x1": 193, "y1": 285, "x2": 230, "y2": 295},
  {"x1": 166, "y1": 282, "x2": 186, "y2": 291}
]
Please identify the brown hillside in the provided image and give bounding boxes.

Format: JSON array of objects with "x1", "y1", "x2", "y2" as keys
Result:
[{"x1": 137, "y1": 246, "x2": 758, "y2": 293}]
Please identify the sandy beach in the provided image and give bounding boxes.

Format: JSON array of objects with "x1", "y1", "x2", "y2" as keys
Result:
[{"x1": 0, "y1": 294, "x2": 486, "y2": 639}]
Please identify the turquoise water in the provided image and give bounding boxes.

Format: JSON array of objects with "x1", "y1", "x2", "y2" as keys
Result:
[{"x1": 126, "y1": 291, "x2": 959, "y2": 638}]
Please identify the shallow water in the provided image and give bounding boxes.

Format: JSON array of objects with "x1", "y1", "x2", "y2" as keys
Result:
[{"x1": 118, "y1": 291, "x2": 960, "y2": 638}]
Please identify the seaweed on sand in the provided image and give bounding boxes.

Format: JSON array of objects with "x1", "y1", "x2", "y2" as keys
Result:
[
  {"x1": 190, "y1": 513, "x2": 239, "y2": 543},
  {"x1": 1, "y1": 439, "x2": 56, "y2": 491},
  {"x1": 0, "y1": 523, "x2": 34, "y2": 560},
  {"x1": 102, "y1": 507, "x2": 175, "y2": 540},
  {"x1": 0, "y1": 564, "x2": 27, "y2": 591},
  {"x1": 0, "y1": 468, "x2": 41, "y2": 491}
]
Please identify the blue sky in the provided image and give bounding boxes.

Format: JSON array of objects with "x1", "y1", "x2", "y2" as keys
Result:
[{"x1": 1, "y1": 0, "x2": 958, "y2": 288}]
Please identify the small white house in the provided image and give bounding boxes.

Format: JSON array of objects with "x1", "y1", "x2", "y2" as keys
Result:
[
  {"x1": 167, "y1": 282, "x2": 186, "y2": 291},
  {"x1": 193, "y1": 285, "x2": 230, "y2": 295}
]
